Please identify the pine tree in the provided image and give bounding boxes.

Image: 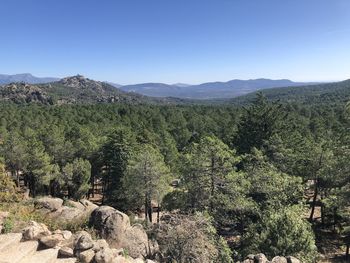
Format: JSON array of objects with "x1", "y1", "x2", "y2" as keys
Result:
[
  {"x1": 123, "y1": 144, "x2": 171, "y2": 223},
  {"x1": 234, "y1": 93, "x2": 284, "y2": 154},
  {"x1": 182, "y1": 136, "x2": 240, "y2": 212},
  {"x1": 101, "y1": 127, "x2": 135, "y2": 205},
  {"x1": 63, "y1": 158, "x2": 91, "y2": 200}
]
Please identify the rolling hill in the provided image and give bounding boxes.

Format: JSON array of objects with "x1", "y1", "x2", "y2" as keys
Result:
[
  {"x1": 119, "y1": 79, "x2": 316, "y2": 99},
  {"x1": 230, "y1": 79, "x2": 350, "y2": 106},
  {"x1": 0, "y1": 73, "x2": 59, "y2": 85}
]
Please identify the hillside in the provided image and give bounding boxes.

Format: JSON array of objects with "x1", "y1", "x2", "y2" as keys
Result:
[
  {"x1": 230, "y1": 79, "x2": 350, "y2": 106},
  {"x1": 119, "y1": 79, "x2": 315, "y2": 99},
  {"x1": 0, "y1": 75, "x2": 188, "y2": 105}
]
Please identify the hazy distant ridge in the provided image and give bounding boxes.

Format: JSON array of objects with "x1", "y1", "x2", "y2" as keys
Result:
[
  {"x1": 0, "y1": 73, "x2": 59, "y2": 85},
  {"x1": 118, "y1": 78, "x2": 317, "y2": 99},
  {"x1": 1, "y1": 73, "x2": 318, "y2": 99}
]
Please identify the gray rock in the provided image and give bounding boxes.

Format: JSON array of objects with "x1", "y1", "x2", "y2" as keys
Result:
[
  {"x1": 272, "y1": 256, "x2": 287, "y2": 263},
  {"x1": 89, "y1": 206, "x2": 130, "y2": 242},
  {"x1": 78, "y1": 248, "x2": 95, "y2": 263},
  {"x1": 112, "y1": 256, "x2": 134, "y2": 263},
  {"x1": 39, "y1": 233, "x2": 64, "y2": 247},
  {"x1": 111, "y1": 248, "x2": 124, "y2": 257},
  {"x1": 35, "y1": 198, "x2": 97, "y2": 223},
  {"x1": 34, "y1": 197, "x2": 63, "y2": 212},
  {"x1": 62, "y1": 230, "x2": 73, "y2": 240},
  {"x1": 65, "y1": 200, "x2": 86, "y2": 210},
  {"x1": 22, "y1": 221, "x2": 51, "y2": 240},
  {"x1": 95, "y1": 247, "x2": 114, "y2": 263},
  {"x1": 59, "y1": 246, "x2": 74, "y2": 257},
  {"x1": 89, "y1": 206, "x2": 149, "y2": 259},
  {"x1": 80, "y1": 199, "x2": 98, "y2": 210},
  {"x1": 121, "y1": 224, "x2": 149, "y2": 258},
  {"x1": 59, "y1": 206, "x2": 83, "y2": 221},
  {"x1": 74, "y1": 231, "x2": 94, "y2": 251},
  {"x1": 286, "y1": 256, "x2": 301, "y2": 263},
  {"x1": 254, "y1": 253, "x2": 268, "y2": 263},
  {"x1": 93, "y1": 239, "x2": 110, "y2": 252}
]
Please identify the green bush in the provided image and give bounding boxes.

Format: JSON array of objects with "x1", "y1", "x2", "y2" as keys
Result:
[
  {"x1": 242, "y1": 205, "x2": 317, "y2": 262},
  {"x1": 2, "y1": 217, "x2": 14, "y2": 233}
]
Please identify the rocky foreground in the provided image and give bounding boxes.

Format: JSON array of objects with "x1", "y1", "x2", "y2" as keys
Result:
[
  {"x1": 0, "y1": 197, "x2": 302, "y2": 263},
  {"x1": 0, "y1": 198, "x2": 156, "y2": 263},
  {"x1": 0, "y1": 221, "x2": 154, "y2": 263}
]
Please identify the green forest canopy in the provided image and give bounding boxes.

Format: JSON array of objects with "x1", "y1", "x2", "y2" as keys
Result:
[{"x1": 0, "y1": 90, "x2": 350, "y2": 262}]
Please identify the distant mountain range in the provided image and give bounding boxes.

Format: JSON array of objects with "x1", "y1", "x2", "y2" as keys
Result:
[
  {"x1": 116, "y1": 79, "x2": 318, "y2": 99},
  {"x1": 0, "y1": 73, "x2": 59, "y2": 85},
  {"x1": 1, "y1": 73, "x2": 321, "y2": 99},
  {"x1": 0, "y1": 75, "x2": 188, "y2": 105}
]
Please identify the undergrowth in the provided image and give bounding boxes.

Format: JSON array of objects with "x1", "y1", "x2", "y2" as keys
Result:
[{"x1": 0, "y1": 200, "x2": 98, "y2": 238}]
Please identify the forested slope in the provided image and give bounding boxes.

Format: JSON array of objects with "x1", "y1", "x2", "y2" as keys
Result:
[
  {"x1": 1, "y1": 85, "x2": 350, "y2": 262},
  {"x1": 231, "y1": 79, "x2": 350, "y2": 106}
]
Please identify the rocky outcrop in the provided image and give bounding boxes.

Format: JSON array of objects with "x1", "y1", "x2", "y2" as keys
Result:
[
  {"x1": 34, "y1": 197, "x2": 64, "y2": 212},
  {"x1": 34, "y1": 197, "x2": 98, "y2": 222},
  {"x1": 22, "y1": 220, "x2": 52, "y2": 240},
  {"x1": 59, "y1": 75, "x2": 105, "y2": 93},
  {"x1": 271, "y1": 256, "x2": 288, "y2": 263},
  {"x1": 0, "y1": 221, "x2": 157, "y2": 263},
  {"x1": 0, "y1": 82, "x2": 53, "y2": 104},
  {"x1": 239, "y1": 254, "x2": 301, "y2": 263},
  {"x1": 89, "y1": 206, "x2": 151, "y2": 259}
]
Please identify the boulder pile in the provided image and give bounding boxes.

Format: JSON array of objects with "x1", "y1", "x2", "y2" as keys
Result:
[
  {"x1": 34, "y1": 197, "x2": 98, "y2": 221},
  {"x1": 239, "y1": 253, "x2": 301, "y2": 263},
  {"x1": 89, "y1": 206, "x2": 158, "y2": 259},
  {"x1": 19, "y1": 220, "x2": 156, "y2": 263}
]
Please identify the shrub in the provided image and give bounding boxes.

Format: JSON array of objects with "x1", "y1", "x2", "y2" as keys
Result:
[
  {"x1": 2, "y1": 217, "x2": 14, "y2": 233},
  {"x1": 154, "y1": 212, "x2": 232, "y2": 263},
  {"x1": 242, "y1": 205, "x2": 317, "y2": 262},
  {"x1": 0, "y1": 163, "x2": 19, "y2": 203}
]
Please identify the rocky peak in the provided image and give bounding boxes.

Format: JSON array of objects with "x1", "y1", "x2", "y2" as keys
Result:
[{"x1": 58, "y1": 75, "x2": 105, "y2": 92}]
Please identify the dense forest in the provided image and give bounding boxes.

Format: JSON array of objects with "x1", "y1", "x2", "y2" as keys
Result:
[
  {"x1": 231, "y1": 79, "x2": 350, "y2": 106},
  {"x1": 1, "y1": 89, "x2": 350, "y2": 262}
]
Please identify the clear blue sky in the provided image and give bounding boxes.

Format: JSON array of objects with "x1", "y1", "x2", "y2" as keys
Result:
[{"x1": 1, "y1": 0, "x2": 350, "y2": 84}]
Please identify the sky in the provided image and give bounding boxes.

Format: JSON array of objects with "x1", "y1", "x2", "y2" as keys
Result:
[{"x1": 0, "y1": 0, "x2": 350, "y2": 84}]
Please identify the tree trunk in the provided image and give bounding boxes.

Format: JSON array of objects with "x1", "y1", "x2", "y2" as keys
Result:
[
  {"x1": 320, "y1": 202, "x2": 325, "y2": 225},
  {"x1": 16, "y1": 170, "x2": 20, "y2": 189},
  {"x1": 309, "y1": 179, "x2": 318, "y2": 222},
  {"x1": 145, "y1": 195, "x2": 148, "y2": 222},
  {"x1": 210, "y1": 156, "x2": 215, "y2": 197},
  {"x1": 148, "y1": 197, "x2": 153, "y2": 223},
  {"x1": 90, "y1": 162, "x2": 96, "y2": 199},
  {"x1": 333, "y1": 208, "x2": 337, "y2": 232},
  {"x1": 148, "y1": 205, "x2": 153, "y2": 223},
  {"x1": 346, "y1": 244, "x2": 349, "y2": 260},
  {"x1": 157, "y1": 204, "x2": 160, "y2": 224},
  {"x1": 29, "y1": 173, "x2": 36, "y2": 197},
  {"x1": 209, "y1": 156, "x2": 215, "y2": 212}
]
